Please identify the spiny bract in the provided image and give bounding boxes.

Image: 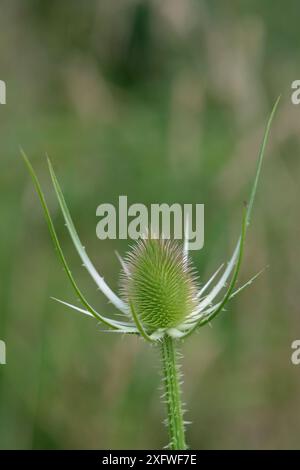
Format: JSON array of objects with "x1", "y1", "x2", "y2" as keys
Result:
[{"x1": 121, "y1": 238, "x2": 198, "y2": 331}]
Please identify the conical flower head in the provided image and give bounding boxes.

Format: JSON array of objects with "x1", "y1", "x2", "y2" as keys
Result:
[{"x1": 122, "y1": 238, "x2": 198, "y2": 332}]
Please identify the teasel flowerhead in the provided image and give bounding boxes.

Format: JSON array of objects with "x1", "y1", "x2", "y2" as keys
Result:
[
  {"x1": 21, "y1": 98, "x2": 279, "y2": 344},
  {"x1": 120, "y1": 237, "x2": 199, "y2": 335}
]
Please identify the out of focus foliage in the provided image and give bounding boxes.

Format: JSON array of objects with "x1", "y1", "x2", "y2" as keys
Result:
[{"x1": 0, "y1": 0, "x2": 299, "y2": 449}]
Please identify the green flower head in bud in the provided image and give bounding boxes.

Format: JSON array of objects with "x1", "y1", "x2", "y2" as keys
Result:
[{"x1": 121, "y1": 238, "x2": 198, "y2": 332}]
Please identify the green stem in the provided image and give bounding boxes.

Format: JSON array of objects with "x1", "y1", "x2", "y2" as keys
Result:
[{"x1": 160, "y1": 335, "x2": 187, "y2": 450}]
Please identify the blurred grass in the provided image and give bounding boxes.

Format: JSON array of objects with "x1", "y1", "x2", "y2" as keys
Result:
[{"x1": 0, "y1": 0, "x2": 300, "y2": 449}]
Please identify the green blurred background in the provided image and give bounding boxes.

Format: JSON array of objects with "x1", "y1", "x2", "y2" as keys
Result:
[{"x1": 0, "y1": 0, "x2": 300, "y2": 449}]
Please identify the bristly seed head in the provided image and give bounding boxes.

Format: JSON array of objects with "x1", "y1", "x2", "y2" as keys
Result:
[{"x1": 121, "y1": 238, "x2": 198, "y2": 333}]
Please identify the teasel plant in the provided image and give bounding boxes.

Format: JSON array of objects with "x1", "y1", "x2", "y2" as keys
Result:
[{"x1": 22, "y1": 98, "x2": 279, "y2": 450}]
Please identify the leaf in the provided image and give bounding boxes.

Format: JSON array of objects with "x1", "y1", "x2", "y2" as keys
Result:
[
  {"x1": 47, "y1": 158, "x2": 128, "y2": 315},
  {"x1": 21, "y1": 150, "x2": 130, "y2": 331},
  {"x1": 182, "y1": 206, "x2": 247, "y2": 337},
  {"x1": 51, "y1": 297, "x2": 138, "y2": 332},
  {"x1": 129, "y1": 301, "x2": 155, "y2": 342},
  {"x1": 182, "y1": 97, "x2": 280, "y2": 337}
]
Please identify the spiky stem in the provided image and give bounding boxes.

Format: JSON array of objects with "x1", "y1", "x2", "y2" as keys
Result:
[{"x1": 160, "y1": 335, "x2": 187, "y2": 450}]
